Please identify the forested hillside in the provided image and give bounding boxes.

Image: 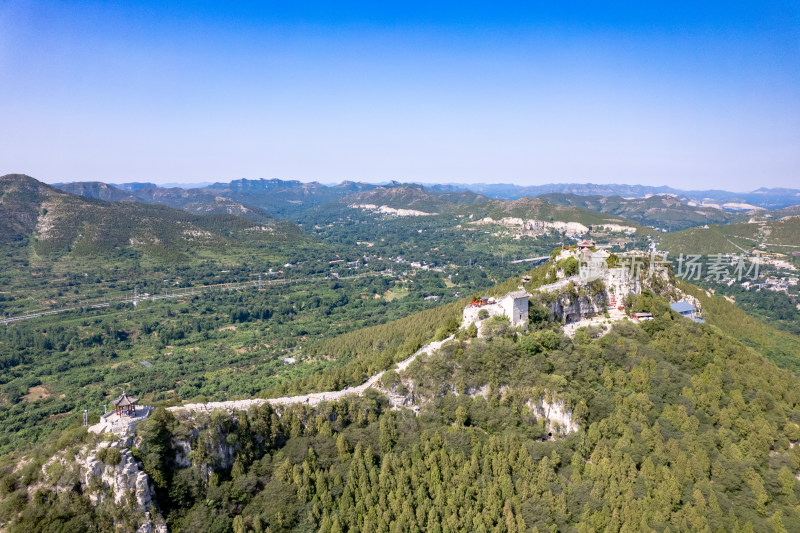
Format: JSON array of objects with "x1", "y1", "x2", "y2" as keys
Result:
[
  {"x1": 1, "y1": 174, "x2": 302, "y2": 259},
  {"x1": 341, "y1": 184, "x2": 488, "y2": 213},
  {"x1": 59, "y1": 181, "x2": 276, "y2": 224},
  {"x1": 658, "y1": 217, "x2": 800, "y2": 255},
  {"x1": 3, "y1": 286, "x2": 800, "y2": 532},
  {"x1": 678, "y1": 282, "x2": 800, "y2": 373},
  {"x1": 2, "y1": 175, "x2": 800, "y2": 533}
]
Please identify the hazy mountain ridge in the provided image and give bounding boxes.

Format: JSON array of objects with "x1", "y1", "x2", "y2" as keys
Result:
[
  {"x1": 462, "y1": 197, "x2": 644, "y2": 229},
  {"x1": 427, "y1": 182, "x2": 800, "y2": 210},
  {"x1": 341, "y1": 184, "x2": 488, "y2": 213},
  {"x1": 200, "y1": 178, "x2": 379, "y2": 217},
  {"x1": 767, "y1": 204, "x2": 800, "y2": 219},
  {"x1": 57, "y1": 182, "x2": 275, "y2": 224},
  {"x1": 117, "y1": 182, "x2": 158, "y2": 192},
  {"x1": 1, "y1": 174, "x2": 303, "y2": 260},
  {"x1": 50, "y1": 177, "x2": 800, "y2": 218},
  {"x1": 126, "y1": 186, "x2": 275, "y2": 224},
  {"x1": 339, "y1": 185, "x2": 645, "y2": 230},
  {"x1": 57, "y1": 182, "x2": 139, "y2": 202},
  {"x1": 539, "y1": 192, "x2": 743, "y2": 231}
]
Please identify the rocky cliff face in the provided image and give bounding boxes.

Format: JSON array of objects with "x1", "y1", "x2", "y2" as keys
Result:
[
  {"x1": 78, "y1": 439, "x2": 167, "y2": 533},
  {"x1": 548, "y1": 291, "x2": 606, "y2": 323},
  {"x1": 531, "y1": 398, "x2": 580, "y2": 437}
]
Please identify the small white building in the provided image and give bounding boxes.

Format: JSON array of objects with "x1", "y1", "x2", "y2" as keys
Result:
[
  {"x1": 499, "y1": 290, "x2": 532, "y2": 326},
  {"x1": 462, "y1": 289, "x2": 532, "y2": 329}
]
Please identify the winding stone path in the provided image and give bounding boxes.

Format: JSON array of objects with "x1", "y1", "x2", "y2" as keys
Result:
[{"x1": 167, "y1": 335, "x2": 455, "y2": 414}]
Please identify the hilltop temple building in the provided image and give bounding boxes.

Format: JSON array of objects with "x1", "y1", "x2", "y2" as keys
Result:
[
  {"x1": 462, "y1": 289, "x2": 531, "y2": 329},
  {"x1": 111, "y1": 392, "x2": 139, "y2": 417}
]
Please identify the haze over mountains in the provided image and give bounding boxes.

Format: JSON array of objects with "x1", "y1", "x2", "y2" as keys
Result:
[
  {"x1": 56, "y1": 176, "x2": 800, "y2": 208},
  {"x1": 426, "y1": 182, "x2": 800, "y2": 210},
  {"x1": 48, "y1": 176, "x2": 800, "y2": 233}
]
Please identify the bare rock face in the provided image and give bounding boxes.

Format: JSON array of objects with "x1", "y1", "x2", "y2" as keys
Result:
[
  {"x1": 532, "y1": 398, "x2": 580, "y2": 437},
  {"x1": 549, "y1": 293, "x2": 606, "y2": 324},
  {"x1": 81, "y1": 442, "x2": 147, "y2": 508},
  {"x1": 379, "y1": 381, "x2": 420, "y2": 413},
  {"x1": 174, "y1": 439, "x2": 193, "y2": 468},
  {"x1": 78, "y1": 440, "x2": 167, "y2": 533}
]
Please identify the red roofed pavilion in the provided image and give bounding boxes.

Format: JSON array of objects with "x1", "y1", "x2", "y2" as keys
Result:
[{"x1": 111, "y1": 391, "x2": 139, "y2": 416}]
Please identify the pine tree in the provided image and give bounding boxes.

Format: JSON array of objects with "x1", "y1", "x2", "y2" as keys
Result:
[
  {"x1": 233, "y1": 515, "x2": 246, "y2": 533},
  {"x1": 337, "y1": 433, "x2": 351, "y2": 462}
]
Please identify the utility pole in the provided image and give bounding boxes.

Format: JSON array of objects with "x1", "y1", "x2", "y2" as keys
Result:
[
  {"x1": 83, "y1": 409, "x2": 88, "y2": 427},
  {"x1": 258, "y1": 273, "x2": 263, "y2": 290}
]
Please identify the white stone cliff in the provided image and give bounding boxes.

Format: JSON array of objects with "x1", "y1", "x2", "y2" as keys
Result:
[{"x1": 78, "y1": 439, "x2": 167, "y2": 533}]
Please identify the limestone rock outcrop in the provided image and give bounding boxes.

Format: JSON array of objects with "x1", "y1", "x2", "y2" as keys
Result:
[{"x1": 78, "y1": 440, "x2": 167, "y2": 533}]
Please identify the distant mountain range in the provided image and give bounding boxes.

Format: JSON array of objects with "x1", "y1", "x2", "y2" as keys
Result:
[
  {"x1": 55, "y1": 177, "x2": 800, "y2": 212},
  {"x1": 30, "y1": 176, "x2": 800, "y2": 234},
  {"x1": 339, "y1": 184, "x2": 488, "y2": 213},
  {"x1": 425, "y1": 182, "x2": 800, "y2": 210},
  {"x1": 57, "y1": 182, "x2": 275, "y2": 224},
  {"x1": 0, "y1": 174, "x2": 302, "y2": 262},
  {"x1": 202, "y1": 178, "x2": 378, "y2": 217},
  {"x1": 51, "y1": 175, "x2": 800, "y2": 210},
  {"x1": 538, "y1": 193, "x2": 744, "y2": 232},
  {"x1": 461, "y1": 197, "x2": 645, "y2": 230},
  {"x1": 338, "y1": 184, "x2": 645, "y2": 230}
]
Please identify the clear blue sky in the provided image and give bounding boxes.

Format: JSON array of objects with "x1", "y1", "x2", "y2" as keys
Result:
[{"x1": 1, "y1": 1, "x2": 798, "y2": 190}]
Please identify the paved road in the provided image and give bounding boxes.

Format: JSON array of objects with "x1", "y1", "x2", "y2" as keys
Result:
[
  {"x1": 168, "y1": 335, "x2": 454, "y2": 413},
  {"x1": 0, "y1": 307, "x2": 79, "y2": 325}
]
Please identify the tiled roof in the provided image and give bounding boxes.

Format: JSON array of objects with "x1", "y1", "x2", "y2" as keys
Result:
[{"x1": 111, "y1": 392, "x2": 138, "y2": 407}]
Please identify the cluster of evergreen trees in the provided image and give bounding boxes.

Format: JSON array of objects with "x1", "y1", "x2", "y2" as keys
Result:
[
  {"x1": 4, "y1": 292, "x2": 793, "y2": 532},
  {"x1": 121, "y1": 307, "x2": 799, "y2": 532}
]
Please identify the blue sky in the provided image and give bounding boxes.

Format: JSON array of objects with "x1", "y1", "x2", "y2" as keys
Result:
[{"x1": 1, "y1": 1, "x2": 798, "y2": 190}]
